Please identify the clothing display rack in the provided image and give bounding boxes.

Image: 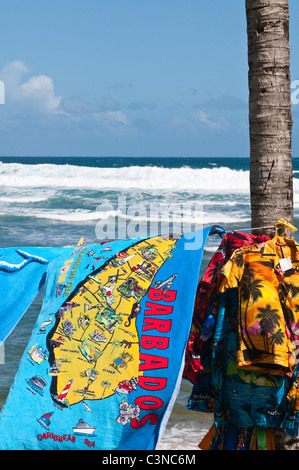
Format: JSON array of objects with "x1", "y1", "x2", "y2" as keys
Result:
[{"x1": 184, "y1": 218, "x2": 299, "y2": 450}]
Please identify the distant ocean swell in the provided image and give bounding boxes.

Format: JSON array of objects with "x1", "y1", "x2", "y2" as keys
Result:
[
  {"x1": 0, "y1": 163, "x2": 249, "y2": 234},
  {"x1": 0, "y1": 161, "x2": 250, "y2": 192},
  {"x1": 1, "y1": 162, "x2": 299, "y2": 238}
]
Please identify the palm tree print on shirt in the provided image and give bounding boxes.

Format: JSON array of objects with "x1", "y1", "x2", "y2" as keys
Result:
[
  {"x1": 256, "y1": 304, "x2": 283, "y2": 353},
  {"x1": 240, "y1": 267, "x2": 263, "y2": 351},
  {"x1": 219, "y1": 236, "x2": 299, "y2": 374}
]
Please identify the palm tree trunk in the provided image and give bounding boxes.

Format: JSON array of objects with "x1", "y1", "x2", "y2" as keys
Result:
[
  {"x1": 245, "y1": 0, "x2": 296, "y2": 450},
  {"x1": 246, "y1": 0, "x2": 294, "y2": 236}
]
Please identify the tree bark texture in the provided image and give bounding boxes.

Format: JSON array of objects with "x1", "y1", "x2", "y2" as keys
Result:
[
  {"x1": 246, "y1": 0, "x2": 293, "y2": 236},
  {"x1": 246, "y1": 0, "x2": 296, "y2": 450}
]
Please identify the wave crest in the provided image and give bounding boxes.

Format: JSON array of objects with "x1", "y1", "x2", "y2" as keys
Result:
[{"x1": 0, "y1": 162, "x2": 250, "y2": 193}]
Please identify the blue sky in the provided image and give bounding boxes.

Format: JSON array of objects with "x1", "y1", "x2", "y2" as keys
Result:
[{"x1": 0, "y1": 0, "x2": 298, "y2": 158}]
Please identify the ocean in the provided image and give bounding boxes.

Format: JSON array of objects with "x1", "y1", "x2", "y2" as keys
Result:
[{"x1": 1, "y1": 155, "x2": 299, "y2": 450}]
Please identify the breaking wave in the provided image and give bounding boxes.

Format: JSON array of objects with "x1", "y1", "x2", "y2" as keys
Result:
[{"x1": 0, "y1": 162, "x2": 250, "y2": 193}]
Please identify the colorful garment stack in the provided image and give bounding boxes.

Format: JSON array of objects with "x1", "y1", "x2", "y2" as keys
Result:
[
  {"x1": 198, "y1": 423, "x2": 276, "y2": 450},
  {"x1": 185, "y1": 231, "x2": 299, "y2": 450}
]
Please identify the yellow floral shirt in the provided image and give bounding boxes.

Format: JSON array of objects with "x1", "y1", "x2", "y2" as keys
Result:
[{"x1": 219, "y1": 236, "x2": 299, "y2": 376}]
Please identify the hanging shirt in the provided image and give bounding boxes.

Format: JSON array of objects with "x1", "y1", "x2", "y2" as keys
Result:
[
  {"x1": 183, "y1": 231, "x2": 270, "y2": 384},
  {"x1": 211, "y1": 289, "x2": 296, "y2": 432},
  {"x1": 219, "y1": 236, "x2": 299, "y2": 376}
]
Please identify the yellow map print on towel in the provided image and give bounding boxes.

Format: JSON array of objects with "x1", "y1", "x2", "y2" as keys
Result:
[{"x1": 48, "y1": 236, "x2": 178, "y2": 408}]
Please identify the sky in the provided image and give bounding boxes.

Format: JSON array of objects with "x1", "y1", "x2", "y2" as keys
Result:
[{"x1": 0, "y1": 0, "x2": 299, "y2": 158}]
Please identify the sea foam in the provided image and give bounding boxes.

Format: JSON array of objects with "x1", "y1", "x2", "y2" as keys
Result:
[{"x1": 0, "y1": 162, "x2": 250, "y2": 193}]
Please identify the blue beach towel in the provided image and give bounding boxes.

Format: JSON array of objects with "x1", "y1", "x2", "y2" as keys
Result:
[
  {"x1": 0, "y1": 246, "x2": 74, "y2": 347},
  {"x1": 0, "y1": 227, "x2": 220, "y2": 450}
]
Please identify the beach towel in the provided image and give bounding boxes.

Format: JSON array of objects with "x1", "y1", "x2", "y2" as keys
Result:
[
  {"x1": 0, "y1": 227, "x2": 217, "y2": 450},
  {"x1": 0, "y1": 246, "x2": 74, "y2": 347}
]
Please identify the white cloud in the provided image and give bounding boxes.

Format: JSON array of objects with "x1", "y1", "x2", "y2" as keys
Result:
[
  {"x1": 0, "y1": 60, "x2": 63, "y2": 115},
  {"x1": 17, "y1": 75, "x2": 62, "y2": 113},
  {"x1": 0, "y1": 60, "x2": 28, "y2": 91},
  {"x1": 192, "y1": 109, "x2": 227, "y2": 130},
  {"x1": 171, "y1": 108, "x2": 228, "y2": 134},
  {"x1": 94, "y1": 110, "x2": 130, "y2": 128},
  {"x1": 0, "y1": 61, "x2": 131, "y2": 130},
  {"x1": 61, "y1": 95, "x2": 98, "y2": 114}
]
